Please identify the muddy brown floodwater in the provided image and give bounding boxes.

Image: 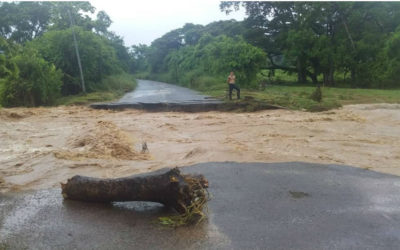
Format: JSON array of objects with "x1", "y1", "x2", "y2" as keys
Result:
[{"x1": 0, "y1": 103, "x2": 399, "y2": 192}]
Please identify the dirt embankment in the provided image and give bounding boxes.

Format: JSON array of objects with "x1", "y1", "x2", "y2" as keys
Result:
[{"x1": 1, "y1": 104, "x2": 399, "y2": 192}]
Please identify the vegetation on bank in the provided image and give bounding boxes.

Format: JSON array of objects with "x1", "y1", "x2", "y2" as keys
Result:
[
  {"x1": 131, "y1": 2, "x2": 400, "y2": 111},
  {"x1": 133, "y1": 2, "x2": 400, "y2": 89},
  {"x1": 138, "y1": 70, "x2": 400, "y2": 111},
  {"x1": 1, "y1": 2, "x2": 400, "y2": 111},
  {"x1": 56, "y1": 74, "x2": 137, "y2": 106},
  {"x1": 198, "y1": 70, "x2": 400, "y2": 110},
  {"x1": 214, "y1": 85, "x2": 400, "y2": 112},
  {"x1": 0, "y1": 2, "x2": 134, "y2": 107}
]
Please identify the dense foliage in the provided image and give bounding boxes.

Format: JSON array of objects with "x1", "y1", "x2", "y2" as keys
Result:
[
  {"x1": 29, "y1": 28, "x2": 123, "y2": 95},
  {"x1": 1, "y1": 47, "x2": 62, "y2": 106},
  {"x1": 133, "y1": 2, "x2": 400, "y2": 90},
  {"x1": 1, "y1": 1, "x2": 400, "y2": 107},
  {"x1": 164, "y1": 35, "x2": 266, "y2": 88},
  {"x1": 220, "y1": 1, "x2": 400, "y2": 88},
  {"x1": 0, "y1": 1, "x2": 134, "y2": 107},
  {"x1": 138, "y1": 20, "x2": 266, "y2": 88}
]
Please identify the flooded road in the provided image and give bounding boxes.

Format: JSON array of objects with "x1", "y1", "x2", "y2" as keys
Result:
[
  {"x1": 117, "y1": 79, "x2": 221, "y2": 104},
  {"x1": 1, "y1": 162, "x2": 400, "y2": 249},
  {"x1": 0, "y1": 103, "x2": 399, "y2": 192},
  {"x1": 91, "y1": 79, "x2": 223, "y2": 111}
]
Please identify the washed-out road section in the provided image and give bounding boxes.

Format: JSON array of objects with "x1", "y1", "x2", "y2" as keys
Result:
[
  {"x1": 91, "y1": 79, "x2": 224, "y2": 111},
  {"x1": 1, "y1": 162, "x2": 400, "y2": 249}
]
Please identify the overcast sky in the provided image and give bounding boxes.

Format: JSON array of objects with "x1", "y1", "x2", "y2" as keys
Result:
[{"x1": 90, "y1": 0, "x2": 246, "y2": 47}]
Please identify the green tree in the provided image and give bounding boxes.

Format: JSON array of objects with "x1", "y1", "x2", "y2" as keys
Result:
[
  {"x1": 200, "y1": 35, "x2": 266, "y2": 86},
  {"x1": 146, "y1": 20, "x2": 246, "y2": 73},
  {"x1": 129, "y1": 44, "x2": 150, "y2": 73},
  {"x1": 335, "y1": 2, "x2": 400, "y2": 87},
  {"x1": 162, "y1": 34, "x2": 266, "y2": 87},
  {"x1": 0, "y1": 2, "x2": 99, "y2": 43},
  {"x1": 29, "y1": 28, "x2": 123, "y2": 95},
  {"x1": 105, "y1": 32, "x2": 131, "y2": 72},
  {"x1": 48, "y1": 2, "x2": 96, "y2": 32},
  {"x1": 147, "y1": 29, "x2": 184, "y2": 73},
  {"x1": 380, "y1": 27, "x2": 400, "y2": 87},
  {"x1": 0, "y1": 2, "x2": 52, "y2": 43},
  {"x1": 0, "y1": 38, "x2": 18, "y2": 78},
  {"x1": 221, "y1": 1, "x2": 400, "y2": 87},
  {"x1": 0, "y1": 48, "x2": 62, "y2": 107},
  {"x1": 94, "y1": 10, "x2": 112, "y2": 35},
  {"x1": 0, "y1": 2, "x2": 133, "y2": 106}
]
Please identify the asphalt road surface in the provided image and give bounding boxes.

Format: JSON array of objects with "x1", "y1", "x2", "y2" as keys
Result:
[
  {"x1": 1, "y1": 162, "x2": 400, "y2": 249},
  {"x1": 118, "y1": 79, "x2": 221, "y2": 104},
  {"x1": 91, "y1": 79, "x2": 222, "y2": 110}
]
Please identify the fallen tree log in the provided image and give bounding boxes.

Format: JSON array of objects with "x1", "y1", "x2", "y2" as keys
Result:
[{"x1": 61, "y1": 168, "x2": 209, "y2": 214}]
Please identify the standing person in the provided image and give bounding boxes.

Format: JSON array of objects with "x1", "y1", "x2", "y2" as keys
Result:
[{"x1": 227, "y1": 71, "x2": 240, "y2": 100}]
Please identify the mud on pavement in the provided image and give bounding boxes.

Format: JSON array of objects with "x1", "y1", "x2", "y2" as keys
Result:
[{"x1": 0, "y1": 103, "x2": 399, "y2": 192}]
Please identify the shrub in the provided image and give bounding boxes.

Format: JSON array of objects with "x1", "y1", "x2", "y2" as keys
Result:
[
  {"x1": 310, "y1": 85, "x2": 322, "y2": 103},
  {"x1": 0, "y1": 49, "x2": 62, "y2": 107},
  {"x1": 96, "y1": 73, "x2": 137, "y2": 93},
  {"x1": 163, "y1": 35, "x2": 266, "y2": 88},
  {"x1": 29, "y1": 27, "x2": 123, "y2": 95}
]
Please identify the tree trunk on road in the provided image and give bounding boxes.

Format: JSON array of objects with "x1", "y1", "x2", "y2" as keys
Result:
[{"x1": 61, "y1": 168, "x2": 209, "y2": 214}]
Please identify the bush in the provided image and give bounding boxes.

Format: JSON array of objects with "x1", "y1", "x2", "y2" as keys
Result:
[
  {"x1": 310, "y1": 85, "x2": 322, "y2": 102},
  {"x1": 56, "y1": 74, "x2": 137, "y2": 106},
  {"x1": 0, "y1": 49, "x2": 62, "y2": 107},
  {"x1": 133, "y1": 71, "x2": 151, "y2": 80},
  {"x1": 96, "y1": 73, "x2": 137, "y2": 93},
  {"x1": 201, "y1": 36, "x2": 266, "y2": 87},
  {"x1": 162, "y1": 35, "x2": 266, "y2": 88},
  {"x1": 190, "y1": 75, "x2": 225, "y2": 91},
  {"x1": 29, "y1": 27, "x2": 123, "y2": 95},
  {"x1": 379, "y1": 28, "x2": 400, "y2": 88}
]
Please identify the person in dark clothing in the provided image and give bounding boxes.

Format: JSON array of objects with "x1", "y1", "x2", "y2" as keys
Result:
[{"x1": 227, "y1": 71, "x2": 240, "y2": 100}]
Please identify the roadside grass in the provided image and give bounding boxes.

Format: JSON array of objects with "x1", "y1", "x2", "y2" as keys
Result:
[
  {"x1": 55, "y1": 91, "x2": 122, "y2": 105},
  {"x1": 135, "y1": 71, "x2": 400, "y2": 111},
  {"x1": 56, "y1": 74, "x2": 137, "y2": 106},
  {"x1": 199, "y1": 82, "x2": 400, "y2": 112}
]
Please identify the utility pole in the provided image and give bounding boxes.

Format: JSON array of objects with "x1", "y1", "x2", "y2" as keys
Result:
[{"x1": 68, "y1": 9, "x2": 86, "y2": 93}]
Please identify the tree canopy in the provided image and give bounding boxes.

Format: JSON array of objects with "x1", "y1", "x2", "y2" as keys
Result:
[
  {"x1": 139, "y1": 20, "x2": 267, "y2": 88},
  {"x1": 0, "y1": 1, "x2": 134, "y2": 106},
  {"x1": 221, "y1": 1, "x2": 400, "y2": 87},
  {"x1": 29, "y1": 27, "x2": 123, "y2": 95},
  {"x1": 1, "y1": 1, "x2": 400, "y2": 107}
]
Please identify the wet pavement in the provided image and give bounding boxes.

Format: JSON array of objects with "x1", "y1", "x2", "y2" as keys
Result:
[
  {"x1": 1, "y1": 162, "x2": 400, "y2": 249},
  {"x1": 91, "y1": 80, "x2": 223, "y2": 111},
  {"x1": 118, "y1": 80, "x2": 221, "y2": 104}
]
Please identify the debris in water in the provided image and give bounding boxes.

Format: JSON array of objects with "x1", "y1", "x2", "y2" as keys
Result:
[
  {"x1": 141, "y1": 141, "x2": 149, "y2": 153},
  {"x1": 289, "y1": 191, "x2": 310, "y2": 199}
]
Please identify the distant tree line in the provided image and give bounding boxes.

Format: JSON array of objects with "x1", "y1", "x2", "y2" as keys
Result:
[
  {"x1": 133, "y1": 20, "x2": 267, "y2": 88},
  {"x1": 221, "y1": 1, "x2": 400, "y2": 88},
  {"x1": 134, "y1": 2, "x2": 400, "y2": 89},
  {"x1": 2, "y1": 2, "x2": 400, "y2": 107},
  {"x1": 0, "y1": 2, "x2": 133, "y2": 107}
]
